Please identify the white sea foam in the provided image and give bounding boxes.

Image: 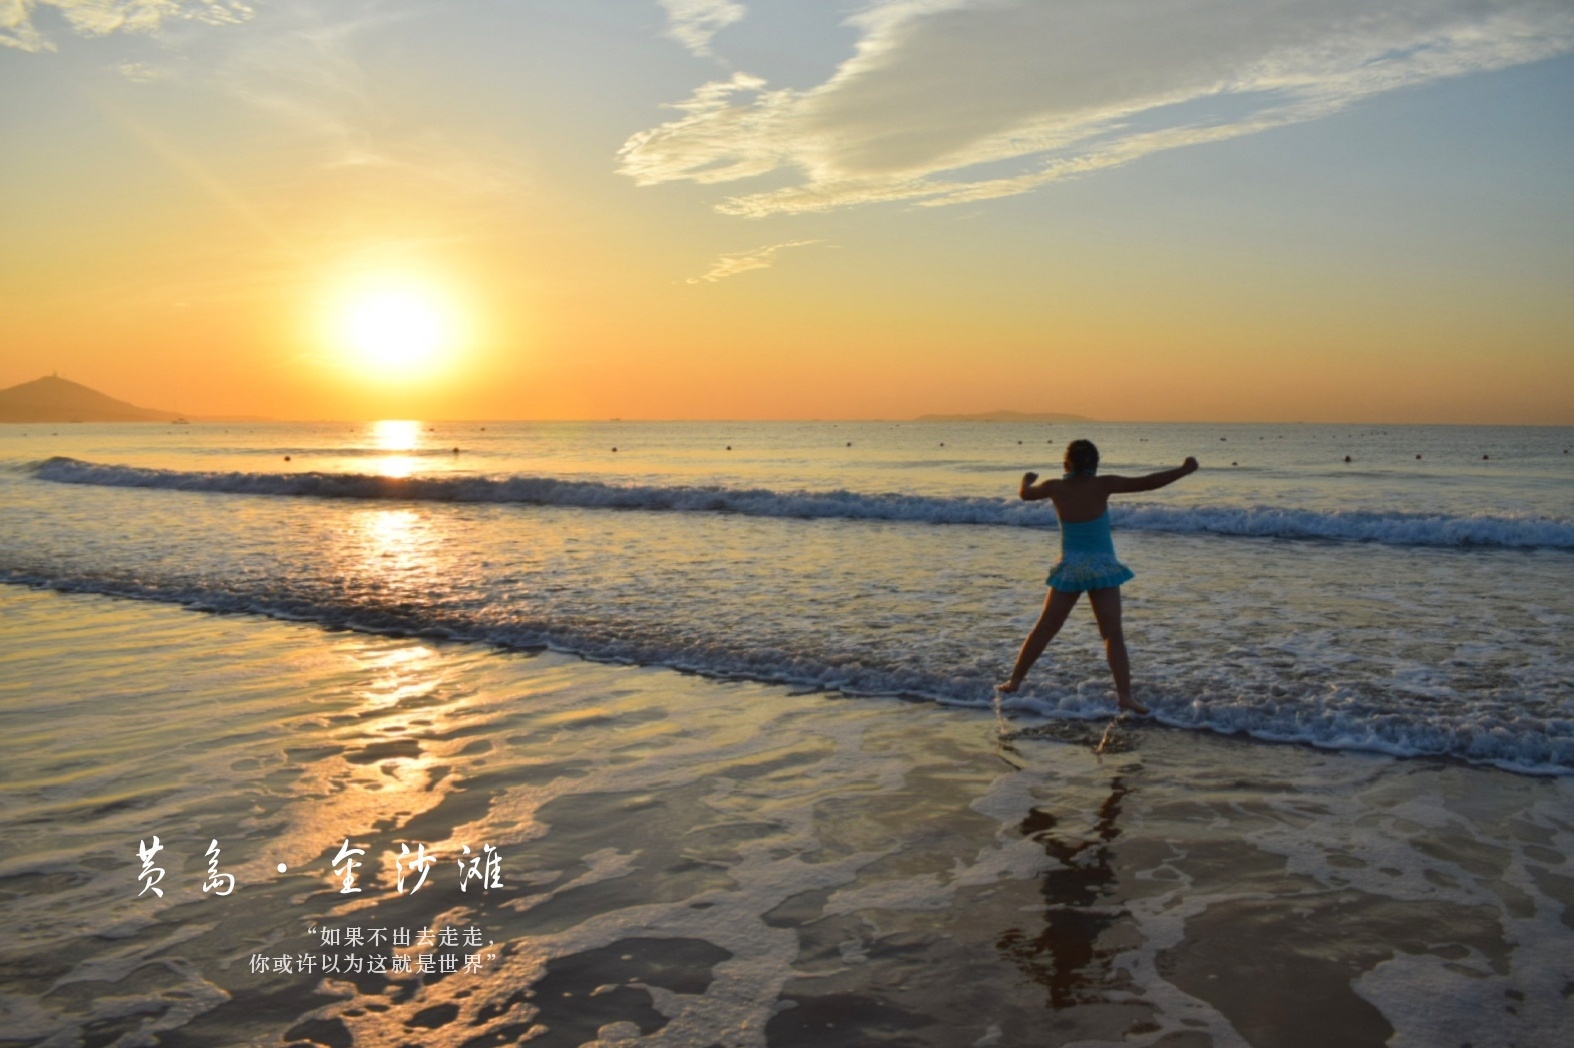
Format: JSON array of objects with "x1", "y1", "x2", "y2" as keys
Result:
[
  {"x1": 3, "y1": 563, "x2": 1569, "y2": 775},
  {"x1": 32, "y1": 457, "x2": 1574, "y2": 549}
]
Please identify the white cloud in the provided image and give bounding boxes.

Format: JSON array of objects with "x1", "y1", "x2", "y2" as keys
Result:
[
  {"x1": 621, "y1": 0, "x2": 1574, "y2": 216},
  {"x1": 116, "y1": 59, "x2": 174, "y2": 81},
  {"x1": 659, "y1": 0, "x2": 745, "y2": 58},
  {"x1": 688, "y1": 239, "x2": 820, "y2": 283},
  {"x1": 1, "y1": 0, "x2": 252, "y2": 52}
]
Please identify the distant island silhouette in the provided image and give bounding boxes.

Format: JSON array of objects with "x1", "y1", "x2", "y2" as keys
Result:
[
  {"x1": 914, "y1": 410, "x2": 1092, "y2": 423},
  {"x1": 0, "y1": 375, "x2": 265, "y2": 424}
]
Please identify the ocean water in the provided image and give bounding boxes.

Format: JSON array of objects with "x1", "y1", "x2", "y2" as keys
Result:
[
  {"x1": 2, "y1": 419, "x2": 1574, "y2": 1048},
  {"x1": 2, "y1": 420, "x2": 1570, "y2": 773}
]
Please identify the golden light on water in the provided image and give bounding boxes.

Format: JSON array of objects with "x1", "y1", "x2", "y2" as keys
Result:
[
  {"x1": 371, "y1": 419, "x2": 421, "y2": 451},
  {"x1": 363, "y1": 505, "x2": 423, "y2": 561},
  {"x1": 331, "y1": 504, "x2": 455, "y2": 627},
  {"x1": 369, "y1": 419, "x2": 421, "y2": 477}
]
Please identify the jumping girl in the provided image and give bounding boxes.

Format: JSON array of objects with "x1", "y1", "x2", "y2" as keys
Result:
[{"x1": 997, "y1": 440, "x2": 1199, "y2": 714}]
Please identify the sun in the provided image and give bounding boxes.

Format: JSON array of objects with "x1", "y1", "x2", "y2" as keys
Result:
[
  {"x1": 327, "y1": 277, "x2": 462, "y2": 381},
  {"x1": 345, "y1": 291, "x2": 442, "y2": 369}
]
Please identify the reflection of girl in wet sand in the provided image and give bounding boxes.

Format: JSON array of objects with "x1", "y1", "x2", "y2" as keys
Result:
[{"x1": 998, "y1": 440, "x2": 1198, "y2": 714}]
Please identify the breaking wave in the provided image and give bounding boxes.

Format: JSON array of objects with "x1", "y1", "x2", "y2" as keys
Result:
[{"x1": 33, "y1": 456, "x2": 1574, "y2": 550}]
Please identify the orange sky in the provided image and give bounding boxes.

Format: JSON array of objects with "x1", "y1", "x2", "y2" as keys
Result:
[{"x1": 3, "y1": 2, "x2": 1572, "y2": 423}]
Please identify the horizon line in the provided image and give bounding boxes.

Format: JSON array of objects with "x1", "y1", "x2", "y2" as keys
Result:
[{"x1": 8, "y1": 417, "x2": 1571, "y2": 428}]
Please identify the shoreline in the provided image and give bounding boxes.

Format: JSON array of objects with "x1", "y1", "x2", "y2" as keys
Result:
[
  {"x1": 3, "y1": 574, "x2": 1569, "y2": 780},
  {"x1": 2, "y1": 585, "x2": 1570, "y2": 1046}
]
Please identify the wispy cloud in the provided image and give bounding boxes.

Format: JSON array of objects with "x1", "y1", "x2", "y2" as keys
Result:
[
  {"x1": 622, "y1": 0, "x2": 1574, "y2": 216},
  {"x1": 116, "y1": 60, "x2": 175, "y2": 82},
  {"x1": 659, "y1": 0, "x2": 746, "y2": 58},
  {"x1": 688, "y1": 239, "x2": 820, "y2": 283},
  {"x1": 1, "y1": 0, "x2": 252, "y2": 53},
  {"x1": 209, "y1": 7, "x2": 524, "y2": 201},
  {"x1": 71, "y1": 4, "x2": 528, "y2": 261},
  {"x1": 215, "y1": 12, "x2": 382, "y2": 154}
]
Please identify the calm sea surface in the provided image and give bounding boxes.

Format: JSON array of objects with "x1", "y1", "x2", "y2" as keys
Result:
[{"x1": 2, "y1": 419, "x2": 1571, "y2": 772}]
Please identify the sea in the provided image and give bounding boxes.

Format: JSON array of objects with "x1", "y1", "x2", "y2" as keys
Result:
[{"x1": 1, "y1": 419, "x2": 1571, "y2": 1047}]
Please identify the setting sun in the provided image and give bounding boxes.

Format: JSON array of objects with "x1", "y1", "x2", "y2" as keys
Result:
[
  {"x1": 345, "y1": 291, "x2": 443, "y2": 369},
  {"x1": 324, "y1": 276, "x2": 464, "y2": 383}
]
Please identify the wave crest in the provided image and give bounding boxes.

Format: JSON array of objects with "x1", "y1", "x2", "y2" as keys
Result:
[{"x1": 33, "y1": 457, "x2": 1574, "y2": 549}]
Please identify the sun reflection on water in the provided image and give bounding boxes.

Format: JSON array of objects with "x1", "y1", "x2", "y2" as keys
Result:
[
  {"x1": 369, "y1": 419, "x2": 422, "y2": 477},
  {"x1": 342, "y1": 506, "x2": 453, "y2": 598},
  {"x1": 258, "y1": 638, "x2": 463, "y2": 903}
]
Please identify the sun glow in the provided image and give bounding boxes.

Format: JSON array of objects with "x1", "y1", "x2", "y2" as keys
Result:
[
  {"x1": 325, "y1": 275, "x2": 464, "y2": 382},
  {"x1": 346, "y1": 293, "x2": 441, "y2": 367}
]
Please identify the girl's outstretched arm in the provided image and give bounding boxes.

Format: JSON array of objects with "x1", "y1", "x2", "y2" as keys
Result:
[
  {"x1": 1018, "y1": 471, "x2": 1055, "y2": 501},
  {"x1": 1104, "y1": 457, "x2": 1199, "y2": 494}
]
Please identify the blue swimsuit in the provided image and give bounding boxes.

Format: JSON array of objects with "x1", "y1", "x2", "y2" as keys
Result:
[{"x1": 1047, "y1": 511, "x2": 1134, "y2": 592}]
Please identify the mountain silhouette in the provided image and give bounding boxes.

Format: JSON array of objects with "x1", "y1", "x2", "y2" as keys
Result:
[{"x1": 0, "y1": 375, "x2": 184, "y2": 423}]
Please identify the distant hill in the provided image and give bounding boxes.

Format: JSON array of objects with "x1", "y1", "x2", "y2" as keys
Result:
[
  {"x1": 0, "y1": 375, "x2": 187, "y2": 423},
  {"x1": 914, "y1": 410, "x2": 1093, "y2": 423}
]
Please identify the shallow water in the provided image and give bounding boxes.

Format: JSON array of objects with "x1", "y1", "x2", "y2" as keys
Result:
[
  {"x1": 2, "y1": 420, "x2": 1571, "y2": 772},
  {"x1": 1, "y1": 587, "x2": 1570, "y2": 1047}
]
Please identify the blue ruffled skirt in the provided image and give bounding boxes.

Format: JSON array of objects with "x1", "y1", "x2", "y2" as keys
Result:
[{"x1": 1046, "y1": 512, "x2": 1134, "y2": 592}]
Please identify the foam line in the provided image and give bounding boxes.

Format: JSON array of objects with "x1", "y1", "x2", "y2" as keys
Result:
[
  {"x1": 33, "y1": 457, "x2": 1574, "y2": 550},
  {"x1": 3, "y1": 570, "x2": 1569, "y2": 775}
]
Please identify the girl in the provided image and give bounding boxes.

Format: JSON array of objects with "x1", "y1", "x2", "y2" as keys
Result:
[{"x1": 997, "y1": 440, "x2": 1198, "y2": 714}]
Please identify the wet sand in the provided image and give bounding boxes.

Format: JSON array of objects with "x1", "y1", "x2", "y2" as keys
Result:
[{"x1": 1, "y1": 585, "x2": 1570, "y2": 1047}]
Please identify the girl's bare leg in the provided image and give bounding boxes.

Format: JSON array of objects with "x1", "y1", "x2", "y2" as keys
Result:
[
  {"x1": 1087, "y1": 587, "x2": 1147, "y2": 714},
  {"x1": 998, "y1": 588, "x2": 1081, "y2": 692}
]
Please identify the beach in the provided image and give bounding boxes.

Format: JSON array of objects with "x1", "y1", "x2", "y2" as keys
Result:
[
  {"x1": 1, "y1": 420, "x2": 1572, "y2": 1046},
  {"x1": 3, "y1": 585, "x2": 1571, "y2": 1047}
]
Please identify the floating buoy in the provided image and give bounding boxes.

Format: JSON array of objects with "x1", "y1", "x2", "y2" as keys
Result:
[
  {"x1": 1416, "y1": 454, "x2": 1422, "y2": 459},
  {"x1": 1482, "y1": 454, "x2": 1489, "y2": 460},
  {"x1": 612, "y1": 447, "x2": 618, "y2": 452},
  {"x1": 846, "y1": 442, "x2": 852, "y2": 447},
  {"x1": 284, "y1": 455, "x2": 291, "y2": 461},
  {"x1": 1232, "y1": 461, "x2": 1238, "y2": 466},
  {"x1": 726, "y1": 445, "x2": 732, "y2": 450},
  {"x1": 452, "y1": 447, "x2": 460, "y2": 454},
  {"x1": 1343, "y1": 455, "x2": 1352, "y2": 463}
]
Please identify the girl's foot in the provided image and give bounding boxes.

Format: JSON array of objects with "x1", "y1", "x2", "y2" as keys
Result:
[
  {"x1": 996, "y1": 678, "x2": 1022, "y2": 694},
  {"x1": 1117, "y1": 696, "x2": 1150, "y2": 716}
]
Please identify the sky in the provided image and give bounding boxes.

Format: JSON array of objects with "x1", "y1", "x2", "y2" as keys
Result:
[{"x1": 2, "y1": 0, "x2": 1572, "y2": 423}]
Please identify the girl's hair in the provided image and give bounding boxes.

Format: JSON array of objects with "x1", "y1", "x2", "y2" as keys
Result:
[{"x1": 1064, "y1": 439, "x2": 1099, "y2": 476}]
